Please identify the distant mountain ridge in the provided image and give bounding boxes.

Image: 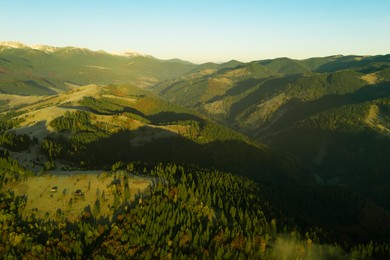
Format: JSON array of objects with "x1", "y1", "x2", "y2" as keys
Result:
[
  {"x1": 0, "y1": 41, "x2": 143, "y2": 57},
  {"x1": 2, "y1": 41, "x2": 390, "y2": 195},
  {"x1": 1, "y1": 42, "x2": 390, "y2": 253},
  {"x1": 0, "y1": 41, "x2": 197, "y2": 95}
]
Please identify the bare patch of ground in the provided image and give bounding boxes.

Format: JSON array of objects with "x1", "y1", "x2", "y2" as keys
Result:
[
  {"x1": 361, "y1": 73, "x2": 379, "y2": 85},
  {"x1": 364, "y1": 105, "x2": 390, "y2": 134},
  {"x1": 365, "y1": 105, "x2": 379, "y2": 126}
]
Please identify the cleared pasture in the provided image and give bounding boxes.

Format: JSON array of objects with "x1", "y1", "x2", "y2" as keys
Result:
[{"x1": 3, "y1": 171, "x2": 151, "y2": 221}]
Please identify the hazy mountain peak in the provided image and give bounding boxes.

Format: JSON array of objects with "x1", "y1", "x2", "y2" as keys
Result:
[
  {"x1": 56, "y1": 46, "x2": 99, "y2": 55},
  {"x1": 31, "y1": 44, "x2": 59, "y2": 53},
  {"x1": 0, "y1": 41, "x2": 59, "y2": 53},
  {"x1": 0, "y1": 41, "x2": 30, "y2": 49},
  {"x1": 110, "y1": 50, "x2": 149, "y2": 58}
]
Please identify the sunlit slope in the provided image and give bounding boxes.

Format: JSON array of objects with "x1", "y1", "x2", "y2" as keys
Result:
[
  {"x1": 0, "y1": 42, "x2": 196, "y2": 95},
  {"x1": 3, "y1": 84, "x2": 309, "y2": 183},
  {"x1": 153, "y1": 54, "x2": 390, "y2": 207}
]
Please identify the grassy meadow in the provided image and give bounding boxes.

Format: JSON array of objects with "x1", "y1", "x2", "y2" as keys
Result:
[{"x1": 2, "y1": 171, "x2": 151, "y2": 221}]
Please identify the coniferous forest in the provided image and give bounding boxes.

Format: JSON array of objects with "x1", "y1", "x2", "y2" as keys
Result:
[{"x1": 0, "y1": 42, "x2": 389, "y2": 259}]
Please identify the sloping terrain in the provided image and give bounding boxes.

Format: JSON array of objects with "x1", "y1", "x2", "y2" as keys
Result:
[
  {"x1": 1, "y1": 44, "x2": 390, "y2": 258},
  {"x1": 154, "y1": 55, "x2": 390, "y2": 189},
  {"x1": 2, "y1": 84, "x2": 307, "y2": 183},
  {"x1": 0, "y1": 42, "x2": 196, "y2": 95}
]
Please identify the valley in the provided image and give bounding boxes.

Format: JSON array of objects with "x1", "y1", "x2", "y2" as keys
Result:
[{"x1": 0, "y1": 42, "x2": 389, "y2": 258}]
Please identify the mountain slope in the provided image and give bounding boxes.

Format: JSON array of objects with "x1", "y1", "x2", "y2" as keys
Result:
[
  {"x1": 0, "y1": 42, "x2": 196, "y2": 95},
  {"x1": 3, "y1": 83, "x2": 309, "y2": 183},
  {"x1": 153, "y1": 54, "x2": 390, "y2": 210},
  {"x1": 1, "y1": 45, "x2": 390, "y2": 257}
]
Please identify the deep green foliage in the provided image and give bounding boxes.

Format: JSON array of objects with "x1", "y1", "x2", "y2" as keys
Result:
[
  {"x1": 44, "y1": 122, "x2": 305, "y2": 183},
  {"x1": 0, "y1": 111, "x2": 36, "y2": 151},
  {"x1": 1, "y1": 47, "x2": 390, "y2": 258},
  {"x1": 0, "y1": 111, "x2": 24, "y2": 131},
  {"x1": 1, "y1": 163, "x2": 389, "y2": 258},
  {"x1": 0, "y1": 132, "x2": 35, "y2": 152},
  {"x1": 80, "y1": 97, "x2": 124, "y2": 115},
  {"x1": 0, "y1": 156, "x2": 32, "y2": 188},
  {"x1": 50, "y1": 110, "x2": 93, "y2": 132},
  {"x1": 44, "y1": 111, "x2": 109, "y2": 163},
  {"x1": 299, "y1": 102, "x2": 371, "y2": 132}
]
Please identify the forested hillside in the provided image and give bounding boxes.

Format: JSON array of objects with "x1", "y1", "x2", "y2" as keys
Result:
[
  {"x1": 153, "y1": 54, "x2": 390, "y2": 210},
  {"x1": 2, "y1": 162, "x2": 390, "y2": 258},
  {"x1": 0, "y1": 43, "x2": 389, "y2": 258},
  {"x1": 11, "y1": 84, "x2": 308, "y2": 183}
]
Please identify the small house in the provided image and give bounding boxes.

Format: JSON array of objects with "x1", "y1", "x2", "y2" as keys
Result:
[
  {"x1": 74, "y1": 189, "x2": 83, "y2": 196},
  {"x1": 51, "y1": 186, "x2": 58, "y2": 192}
]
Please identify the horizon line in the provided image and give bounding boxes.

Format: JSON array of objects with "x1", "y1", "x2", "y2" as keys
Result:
[{"x1": 1, "y1": 40, "x2": 388, "y2": 65}]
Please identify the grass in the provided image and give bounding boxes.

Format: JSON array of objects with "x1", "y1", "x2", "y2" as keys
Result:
[{"x1": 2, "y1": 171, "x2": 151, "y2": 221}]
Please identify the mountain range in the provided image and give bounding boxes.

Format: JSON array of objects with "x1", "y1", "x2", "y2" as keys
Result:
[
  {"x1": 0, "y1": 41, "x2": 196, "y2": 95},
  {"x1": 1, "y1": 42, "x2": 390, "y2": 258}
]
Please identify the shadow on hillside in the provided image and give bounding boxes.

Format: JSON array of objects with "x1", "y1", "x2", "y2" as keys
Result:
[
  {"x1": 62, "y1": 104, "x2": 205, "y2": 126},
  {"x1": 206, "y1": 78, "x2": 267, "y2": 104},
  {"x1": 260, "y1": 82, "x2": 390, "y2": 135},
  {"x1": 228, "y1": 75, "x2": 300, "y2": 119},
  {"x1": 258, "y1": 180, "x2": 390, "y2": 244},
  {"x1": 147, "y1": 111, "x2": 204, "y2": 125},
  {"x1": 121, "y1": 108, "x2": 204, "y2": 125},
  {"x1": 46, "y1": 124, "x2": 313, "y2": 184}
]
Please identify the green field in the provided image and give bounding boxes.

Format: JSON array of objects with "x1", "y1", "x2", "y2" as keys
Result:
[{"x1": 2, "y1": 171, "x2": 151, "y2": 221}]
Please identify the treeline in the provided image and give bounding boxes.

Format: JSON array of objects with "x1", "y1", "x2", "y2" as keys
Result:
[
  {"x1": 0, "y1": 112, "x2": 37, "y2": 185},
  {"x1": 43, "y1": 111, "x2": 109, "y2": 166},
  {"x1": 284, "y1": 70, "x2": 365, "y2": 101},
  {"x1": 0, "y1": 111, "x2": 36, "y2": 152},
  {"x1": 0, "y1": 132, "x2": 36, "y2": 152},
  {"x1": 0, "y1": 156, "x2": 33, "y2": 189},
  {"x1": 95, "y1": 164, "x2": 281, "y2": 258},
  {"x1": 1, "y1": 162, "x2": 389, "y2": 258},
  {"x1": 80, "y1": 96, "x2": 124, "y2": 115},
  {"x1": 50, "y1": 110, "x2": 94, "y2": 132},
  {"x1": 0, "y1": 111, "x2": 24, "y2": 132},
  {"x1": 298, "y1": 102, "x2": 371, "y2": 133},
  {"x1": 77, "y1": 95, "x2": 253, "y2": 146},
  {"x1": 43, "y1": 109, "x2": 266, "y2": 176}
]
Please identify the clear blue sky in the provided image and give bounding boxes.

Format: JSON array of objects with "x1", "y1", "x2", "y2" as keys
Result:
[{"x1": 1, "y1": 0, "x2": 389, "y2": 63}]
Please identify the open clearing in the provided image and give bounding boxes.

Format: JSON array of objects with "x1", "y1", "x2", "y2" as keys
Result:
[
  {"x1": 364, "y1": 104, "x2": 390, "y2": 134},
  {"x1": 3, "y1": 171, "x2": 151, "y2": 221},
  {"x1": 361, "y1": 73, "x2": 379, "y2": 85}
]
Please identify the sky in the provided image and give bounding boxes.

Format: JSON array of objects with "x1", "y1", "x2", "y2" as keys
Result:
[{"x1": 1, "y1": 0, "x2": 390, "y2": 63}]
